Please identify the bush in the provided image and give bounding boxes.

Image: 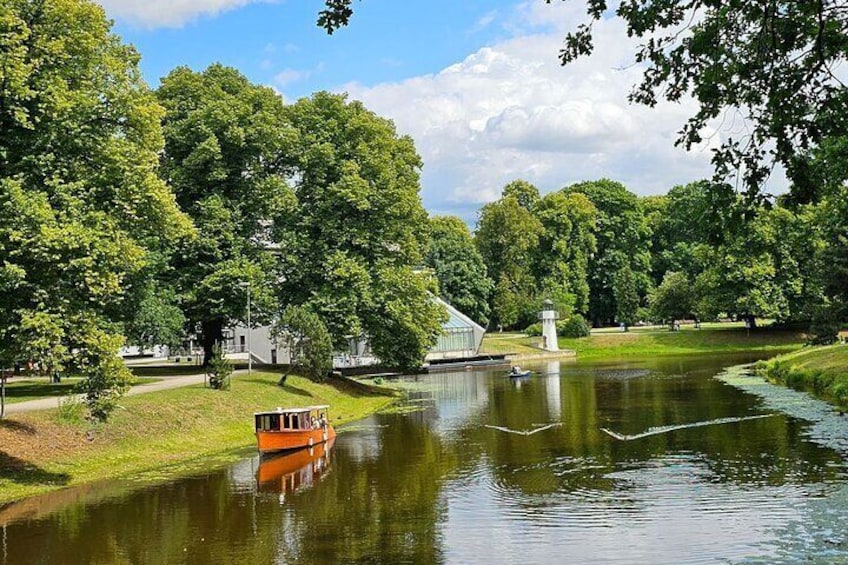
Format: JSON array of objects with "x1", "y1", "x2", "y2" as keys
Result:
[
  {"x1": 808, "y1": 310, "x2": 841, "y2": 345},
  {"x1": 559, "y1": 315, "x2": 591, "y2": 338},
  {"x1": 207, "y1": 344, "x2": 232, "y2": 390},
  {"x1": 55, "y1": 395, "x2": 85, "y2": 425},
  {"x1": 524, "y1": 322, "x2": 542, "y2": 336}
]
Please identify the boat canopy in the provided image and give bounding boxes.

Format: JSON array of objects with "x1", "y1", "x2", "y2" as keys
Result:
[{"x1": 254, "y1": 405, "x2": 329, "y2": 417}]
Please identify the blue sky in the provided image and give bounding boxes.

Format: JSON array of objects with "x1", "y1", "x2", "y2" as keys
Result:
[
  {"x1": 112, "y1": 1, "x2": 531, "y2": 99},
  {"x1": 100, "y1": 0, "x2": 782, "y2": 220}
]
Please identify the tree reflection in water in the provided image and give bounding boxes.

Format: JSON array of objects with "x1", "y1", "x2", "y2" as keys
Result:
[{"x1": 2, "y1": 352, "x2": 848, "y2": 564}]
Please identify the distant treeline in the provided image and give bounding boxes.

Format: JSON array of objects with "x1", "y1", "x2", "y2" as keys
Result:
[{"x1": 426, "y1": 178, "x2": 846, "y2": 342}]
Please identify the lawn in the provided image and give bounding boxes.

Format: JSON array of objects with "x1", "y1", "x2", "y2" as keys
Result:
[
  {"x1": 480, "y1": 323, "x2": 807, "y2": 358},
  {"x1": 0, "y1": 371, "x2": 396, "y2": 504}
]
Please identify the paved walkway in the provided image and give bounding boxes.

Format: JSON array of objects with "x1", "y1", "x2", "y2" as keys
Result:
[{"x1": 4, "y1": 370, "x2": 249, "y2": 416}]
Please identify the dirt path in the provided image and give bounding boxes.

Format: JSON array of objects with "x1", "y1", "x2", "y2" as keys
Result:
[{"x1": 3, "y1": 371, "x2": 249, "y2": 415}]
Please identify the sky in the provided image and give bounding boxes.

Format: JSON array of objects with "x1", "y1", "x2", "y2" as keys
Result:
[{"x1": 101, "y1": 0, "x2": 780, "y2": 221}]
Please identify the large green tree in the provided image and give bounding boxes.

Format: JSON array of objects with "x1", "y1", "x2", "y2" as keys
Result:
[
  {"x1": 644, "y1": 181, "x2": 740, "y2": 285},
  {"x1": 475, "y1": 191, "x2": 544, "y2": 329},
  {"x1": 157, "y1": 64, "x2": 290, "y2": 364},
  {"x1": 649, "y1": 271, "x2": 696, "y2": 327},
  {"x1": 276, "y1": 92, "x2": 444, "y2": 370},
  {"x1": 694, "y1": 204, "x2": 823, "y2": 327},
  {"x1": 564, "y1": 179, "x2": 652, "y2": 326},
  {"x1": 425, "y1": 216, "x2": 493, "y2": 327},
  {"x1": 531, "y1": 190, "x2": 597, "y2": 315},
  {"x1": 0, "y1": 0, "x2": 190, "y2": 420}
]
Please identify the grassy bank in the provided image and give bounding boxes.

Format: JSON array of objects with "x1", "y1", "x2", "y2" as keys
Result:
[
  {"x1": 0, "y1": 372, "x2": 395, "y2": 505},
  {"x1": 480, "y1": 325, "x2": 806, "y2": 358},
  {"x1": 755, "y1": 344, "x2": 848, "y2": 408}
]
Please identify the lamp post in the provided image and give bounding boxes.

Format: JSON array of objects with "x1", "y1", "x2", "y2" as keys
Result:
[{"x1": 238, "y1": 282, "x2": 252, "y2": 375}]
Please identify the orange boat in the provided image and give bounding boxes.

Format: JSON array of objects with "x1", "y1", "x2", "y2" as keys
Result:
[{"x1": 254, "y1": 405, "x2": 336, "y2": 454}]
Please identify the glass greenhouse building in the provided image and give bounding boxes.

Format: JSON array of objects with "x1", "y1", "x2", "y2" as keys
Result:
[{"x1": 426, "y1": 297, "x2": 486, "y2": 361}]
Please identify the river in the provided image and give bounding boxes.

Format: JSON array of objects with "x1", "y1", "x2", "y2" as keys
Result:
[{"x1": 2, "y1": 352, "x2": 848, "y2": 564}]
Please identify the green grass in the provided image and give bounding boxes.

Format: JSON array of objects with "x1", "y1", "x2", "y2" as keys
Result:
[
  {"x1": 480, "y1": 324, "x2": 807, "y2": 358},
  {"x1": 755, "y1": 344, "x2": 848, "y2": 408},
  {"x1": 1, "y1": 377, "x2": 160, "y2": 404},
  {"x1": 0, "y1": 371, "x2": 396, "y2": 504},
  {"x1": 479, "y1": 332, "x2": 544, "y2": 355}
]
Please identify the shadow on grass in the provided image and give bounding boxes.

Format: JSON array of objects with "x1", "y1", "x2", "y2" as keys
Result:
[
  {"x1": 328, "y1": 376, "x2": 398, "y2": 398},
  {"x1": 0, "y1": 419, "x2": 37, "y2": 434},
  {"x1": 130, "y1": 366, "x2": 206, "y2": 377},
  {"x1": 3, "y1": 382, "x2": 77, "y2": 399},
  {"x1": 240, "y1": 375, "x2": 314, "y2": 397},
  {"x1": 0, "y1": 452, "x2": 70, "y2": 486}
]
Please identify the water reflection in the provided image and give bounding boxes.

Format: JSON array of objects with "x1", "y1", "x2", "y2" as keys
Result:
[
  {"x1": 3, "y1": 352, "x2": 848, "y2": 564},
  {"x1": 256, "y1": 439, "x2": 334, "y2": 497}
]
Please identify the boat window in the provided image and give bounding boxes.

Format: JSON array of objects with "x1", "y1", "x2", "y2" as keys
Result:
[{"x1": 255, "y1": 414, "x2": 280, "y2": 431}]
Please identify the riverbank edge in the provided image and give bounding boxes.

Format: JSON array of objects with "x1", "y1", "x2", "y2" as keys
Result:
[
  {"x1": 0, "y1": 372, "x2": 398, "y2": 507},
  {"x1": 754, "y1": 344, "x2": 848, "y2": 409}
]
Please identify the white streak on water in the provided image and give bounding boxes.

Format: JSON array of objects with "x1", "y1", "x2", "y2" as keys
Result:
[
  {"x1": 601, "y1": 414, "x2": 778, "y2": 441},
  {"x1": 484, "y1": 422, "x2": 562, "y2": 436}
]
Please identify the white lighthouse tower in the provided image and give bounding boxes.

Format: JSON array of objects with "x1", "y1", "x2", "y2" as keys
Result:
[{"x1": 539, "y1": 299, "x2": 559, "y2": 352}]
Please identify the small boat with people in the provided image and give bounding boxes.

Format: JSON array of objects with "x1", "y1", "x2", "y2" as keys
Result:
[
  {"x1": 254, "y1": 405, "x2": 336, "y2": 455},
  {"x1": 507, "y1": 365, "x2": 532, "y2": 378}
]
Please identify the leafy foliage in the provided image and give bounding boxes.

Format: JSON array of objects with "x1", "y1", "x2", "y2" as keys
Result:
[
  {"x1": 0, "y1": 0, "x2": 190, "y2": 421},
  {"x1": 550, "y1": 0, "x2": 848, "y2": 203},
  {"x1": 124, "y1": 284, "x2": 186, "y2": 351},
  {"x1": 277, "y1": 92, "x2": 445, "y2": 369},
  {"x1": 157, "y1": 64, "x2": 290, "y2": 363},
  {"x1": 564, "y1": 179, "x2": 652, "y2": 326},
  {"x1": 425, "y1": 216, "x2": 493, "y2": 327},
  {"x1": 206, "y1": 344, "x2": 232, "y2": 390},
  {"x1": 613, "y1": 266, "x2": 639, "y2": 329},
  {"x1": 476, "y1": 192, "x2": 544, "y2": 328},
  {"x1": 532, "y1": 191, "x2": 597, "y2": 314},
  {"x1": 273, "y1": 306, "x2": 333, "y2": 382},
  {"x1": 649, "y1": 271, "x2": 696, "y2": 325},
  {"x1": 559, "y1": 315, "x2": 591, "y2": 338}
]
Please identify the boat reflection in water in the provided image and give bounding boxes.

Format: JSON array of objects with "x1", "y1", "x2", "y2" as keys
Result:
[{"x1": 256, "y1": 438, "x2": 335, "y2": 497}]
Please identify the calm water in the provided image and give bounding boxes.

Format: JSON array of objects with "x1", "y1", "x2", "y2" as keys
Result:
[{"x1": 3, "y1": 353, "x2": 848, "y2": 564}]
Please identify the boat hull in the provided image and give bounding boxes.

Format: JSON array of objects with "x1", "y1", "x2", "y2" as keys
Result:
[{"x1": 256, "y1": 426, "x2": 336, "y2": 455}]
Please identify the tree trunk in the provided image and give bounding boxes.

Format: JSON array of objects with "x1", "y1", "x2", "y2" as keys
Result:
[
  {"x1": 201, "y1": 318, "x2": 224, "y2": 367},
  {"x1": 1, "y1": 375, "x2": 6, "y2": 418}
]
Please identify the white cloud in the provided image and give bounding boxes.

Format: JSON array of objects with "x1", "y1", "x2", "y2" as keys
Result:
[
  {"x1": 97, "y1": 0, "x2": 268, "y2": 27},
  {"x1": 274, "y1": 68, "x2": 308, "y2": 87},
  {"x1": 469, "y1": 10, "x2": 498, "y2": 34},
  {"x1": 342, "y1": 2, "x2": 756, "y2": 220}
]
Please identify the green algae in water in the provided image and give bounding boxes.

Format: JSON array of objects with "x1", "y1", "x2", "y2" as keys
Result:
[
  {"x1": 717, "y1": 364, "x2": 848, "y2": 562},
  {"x1": 716, "y1": 364, "x2": 848, "y2": 454}
]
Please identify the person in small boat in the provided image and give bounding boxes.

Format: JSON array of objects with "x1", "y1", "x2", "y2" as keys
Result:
[{"x1": 510, "y1": 365, "x2": 523, "y2": 375}]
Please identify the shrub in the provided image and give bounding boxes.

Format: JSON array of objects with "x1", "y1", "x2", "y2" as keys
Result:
[
  {"x1": 559, "y1": 315, "x2": 591, "y2": 338},
  {"x1": 524, "y1": 322, "x2": 542, "y2": 336},
  {"x1": 808, "y1": 310, "x2": 840, "y2": 345},
  {"x1": 207, "y1": 344, "x2": 232, "y2": 390},
  {"x1": 55, "y1": 395, "x2": 85, "y2": 425}
]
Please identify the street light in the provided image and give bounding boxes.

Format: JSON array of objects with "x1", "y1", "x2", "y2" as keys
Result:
[{"x1": 238, "y1": 281, "x2": 252, "y2": 375}]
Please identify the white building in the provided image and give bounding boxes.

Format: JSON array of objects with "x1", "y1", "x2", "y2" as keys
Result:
[{"x1": 223, "y1": 296, "x2": 486, "y2": 368}]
